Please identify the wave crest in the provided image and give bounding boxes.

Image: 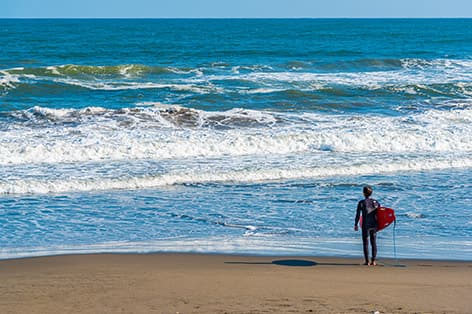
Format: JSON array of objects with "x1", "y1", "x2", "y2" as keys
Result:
[
  {"x1": 1, "y1": 105, "x2": 471, "y2": 166},
  {"x1": 1, "y1": 157, "x2": 471, "y2": 195}
]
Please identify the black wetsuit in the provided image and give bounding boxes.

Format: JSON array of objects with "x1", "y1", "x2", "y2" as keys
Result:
[{"x1": 355, "y1": 197, "x2": 380, "y2": 263}]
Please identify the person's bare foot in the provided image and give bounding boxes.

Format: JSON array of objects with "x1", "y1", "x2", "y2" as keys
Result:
[{"x1": 369, "y1": 260, "x2": 377, "y2": 266}]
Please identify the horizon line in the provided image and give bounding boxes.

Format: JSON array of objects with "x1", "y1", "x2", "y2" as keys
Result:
[{"x1": 1, "y1": 17, "x2": 472, "y2": 19}]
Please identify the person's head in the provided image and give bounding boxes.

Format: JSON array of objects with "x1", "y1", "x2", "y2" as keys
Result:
[{"x1": 363, "y1": 185, "x2": 373, "y2": 198}]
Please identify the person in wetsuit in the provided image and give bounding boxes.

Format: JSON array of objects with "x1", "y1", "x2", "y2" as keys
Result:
[{"x1": 354, "y1": 186, "x2": 380, "y2": 266}]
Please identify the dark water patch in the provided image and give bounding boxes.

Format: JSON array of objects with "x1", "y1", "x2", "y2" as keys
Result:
[
  {"x1": 325, "y1": 49, "x2": 364, "y2": 57},
  {"x1": 279, "y1": 89, "x2": 322, "y2": 99},
  {"x1": 315, "y1": 58, "x2": 403, "y2": 72}
]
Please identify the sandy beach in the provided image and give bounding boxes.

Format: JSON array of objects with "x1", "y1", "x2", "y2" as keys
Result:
[{"x1": 0, "y1": 254, "x2": 470, "y2": 313}]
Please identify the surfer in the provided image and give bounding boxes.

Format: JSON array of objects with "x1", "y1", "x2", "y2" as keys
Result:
[{"x1": 354, "y1": 186, "x2": 380, "y2": 266}]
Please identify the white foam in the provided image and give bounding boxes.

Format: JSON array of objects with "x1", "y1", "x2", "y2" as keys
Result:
[
  {"x1": 231, "y1": 64, "x2": 273, "y2": 74},
  {"x1": 1, "y1": 156, "x2": 471, "y2": 195},
  {"x1": 31, "y1": 106, "x2": 75, "y2": 119},
  {"x1": 237, "y1": 70, "x2": 471, "y2": 89},
  {"x1": 201, "y1": 107, "x2": 278, "y2": 125},
  {"x1": 198, "y1": 58, "x2": 472, "y2": 90},
  {"x1": 400, "y1": 58, "x2": 472, "y2": 70},
  {"x1": 135, "y1": 101, "x2": 184, "y2": 110},
  {"x1": 168, "y1": 66, "x2": 204, "y2": 76},
  {"x1": 240, "y1": 88, "x2": 283, "y2": 94},
  {"x1": 1, "y1": 106, "x2": 471, "y2": 166},
  {"x1": 0, "y1": 236, "x2": 357, "y2": 260},
  {"x1": 406, "y1": 213, "x2": 426, "y2": 219},
  {"x1": 0, "y1": 70, "x2": 20, "y2": 90},
  {"x1": 46, "y1": 66, "x2": 61, "y2": 75},
  {"x1": 51, "y1": 77, "x2": 221, "y2": 93},
  {"x1": 118, "y1": 65, "x2": 140, "y2": 78}
]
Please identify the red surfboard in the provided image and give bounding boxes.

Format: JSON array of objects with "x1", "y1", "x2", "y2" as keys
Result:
[
  {"x1": 377, "y1": 207, "x2": 396, "y2": 231},
  {"x1": 359, "y1": 207, "x2": 396, "y2": 231}
]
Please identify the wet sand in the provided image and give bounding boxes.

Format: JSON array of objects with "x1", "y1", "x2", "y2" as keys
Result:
[{"x1": 0, "y1": 253, "x2": 470, "y2": 313}]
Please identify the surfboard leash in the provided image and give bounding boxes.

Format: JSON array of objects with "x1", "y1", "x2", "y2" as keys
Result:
[{"x1": 393, "y1": 217, "x2": 397, "y2": 263}]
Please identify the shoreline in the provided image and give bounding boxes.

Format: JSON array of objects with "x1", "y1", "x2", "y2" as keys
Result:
[
  {"x1": 2, "y1": 250, "x2": 471, "y2": 264},
  {"x1": 1, "y1": 253, "x2": 471, "y2": 313}
]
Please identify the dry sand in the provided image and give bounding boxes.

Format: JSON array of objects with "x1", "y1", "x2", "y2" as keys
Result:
[{"x1": 0, "y1": 253, "x2": 470, "y2": 313}]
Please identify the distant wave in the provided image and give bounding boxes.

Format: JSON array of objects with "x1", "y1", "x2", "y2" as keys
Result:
[
  {"x1": 1, "y1": 58, "x2": 471, "y2": 97},
  {"x1": 0, "y1": 64, "x2": 206, "y2": 94},
  {"x1": 236, "y1": 83, "x2": 472, "y2": 99},
  {"x1": 289, "y1": 58, "x2": 472, "y2": 72},
  {"x1": 5, "y1": 64, "x2": 202, "y2": 78}
]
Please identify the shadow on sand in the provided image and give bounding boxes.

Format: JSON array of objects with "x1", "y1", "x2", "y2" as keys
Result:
[{"x1": 224, "y1": 259, "x2": 360, "y2": 267}]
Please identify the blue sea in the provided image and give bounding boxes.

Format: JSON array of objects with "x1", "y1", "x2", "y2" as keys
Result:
[{"x1": 1, "y1": 19, "x2": 471, "y2": 260}]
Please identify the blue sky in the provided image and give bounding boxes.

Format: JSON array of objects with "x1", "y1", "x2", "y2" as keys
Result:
[{"x1": 3, "y1": 0, "x2": 472, "y2": 18}]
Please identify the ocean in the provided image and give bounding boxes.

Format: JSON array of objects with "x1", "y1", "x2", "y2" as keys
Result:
[{"x1": 1, "y1": 19, "x2": 471, "y2": 260}]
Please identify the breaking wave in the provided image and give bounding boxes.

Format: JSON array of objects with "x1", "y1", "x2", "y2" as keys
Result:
[
  {"x1": 1, "y1": 58, "x2": 471, "y2": 98},
  {"x1": 1, "y1": 156, "x2": 471, "y2": 194},
  {"x1": 0, "y1": 104, "x2": 471, "y2": 166}
]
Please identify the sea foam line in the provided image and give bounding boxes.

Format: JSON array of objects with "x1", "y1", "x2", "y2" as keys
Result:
[
  {"x1": 0, "y1": 236, "x2": 360, "y2": 260},
  {"x1": 2, "y1": 157, "x2": 471, "y2": 195}
]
